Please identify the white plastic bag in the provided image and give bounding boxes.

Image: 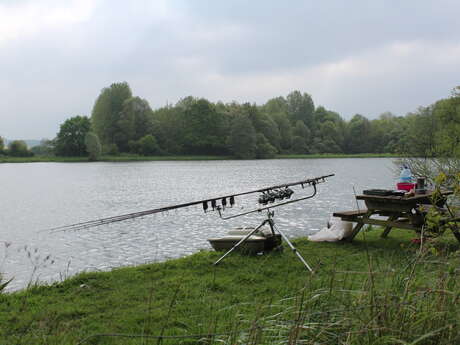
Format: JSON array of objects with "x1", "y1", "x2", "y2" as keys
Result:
[{"x1": 308, "y1": 217, "x2": 353, "y2": 242}]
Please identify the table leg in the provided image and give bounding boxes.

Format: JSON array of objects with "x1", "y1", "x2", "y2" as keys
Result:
[
  {"x1": 346, "y1": 210, "x2": 374, "y2": 242},
  {"x1": 381, "y1": 214, "x2": 399, "y2": 238},
  {"x1": 347, "y1": 222, "x2": 365, "y2": 242},
  {"x1": 448, "y1": 223, "x2": 460, "y2": 243}
]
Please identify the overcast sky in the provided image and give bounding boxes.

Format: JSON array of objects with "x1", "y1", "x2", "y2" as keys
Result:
[{"x1": 1, "y1": 0, "x2": 459, "y2": 139}]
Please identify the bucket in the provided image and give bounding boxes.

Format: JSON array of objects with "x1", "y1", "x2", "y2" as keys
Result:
[{"x1": 397, "y1": 182, "x2": 416, "y2": 191}]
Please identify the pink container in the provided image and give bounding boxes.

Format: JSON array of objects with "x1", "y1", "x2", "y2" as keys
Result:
[{"x1": 397, "y1": 182, "x2": 416, "y2": 191}]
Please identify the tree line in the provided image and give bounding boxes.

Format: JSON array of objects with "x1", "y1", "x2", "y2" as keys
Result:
[{"x1": 1, "y1": 83, "x2": 459, "y2": 159}]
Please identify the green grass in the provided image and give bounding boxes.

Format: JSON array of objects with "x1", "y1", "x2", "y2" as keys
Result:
[
  {"x1": 0, "y1": 153, "x2": 398, "y2": 163},
  {"x1": 1, "y1": 228, "x2": 459, "y2": 344},
  {"x1": 276, "y1": 153, "x2": 400, "y2": 159},
  {"x1": 0, "y1": 154, "x2": 232, "y2": 163}
]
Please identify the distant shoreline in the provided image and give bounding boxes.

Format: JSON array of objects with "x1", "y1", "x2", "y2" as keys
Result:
[{"x1": 0, "y1": 153, "x2": 399, "y2": 163}]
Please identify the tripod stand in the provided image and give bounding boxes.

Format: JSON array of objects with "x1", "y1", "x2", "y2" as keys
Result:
[{"x1": 214, "y1": 210, "x2": 314, "y2": 273}]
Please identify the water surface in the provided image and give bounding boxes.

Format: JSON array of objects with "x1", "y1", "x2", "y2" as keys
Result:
[{"x1": 0, "y1": 158, "x2": 396, "y2": 290}]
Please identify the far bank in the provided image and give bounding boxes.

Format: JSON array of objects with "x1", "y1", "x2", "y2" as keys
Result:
[{"x1": 0, "y1": 153, "x2": 399, "y2": 163}]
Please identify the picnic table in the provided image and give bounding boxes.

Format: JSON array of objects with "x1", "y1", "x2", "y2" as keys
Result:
[{"x1": 333, "y1": 190, "x2": 460, "y2": 242}]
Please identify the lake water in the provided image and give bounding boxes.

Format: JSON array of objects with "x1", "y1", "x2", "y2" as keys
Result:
[{"x1": 0, "y1": 158, "x2": 397, "y2": 290}]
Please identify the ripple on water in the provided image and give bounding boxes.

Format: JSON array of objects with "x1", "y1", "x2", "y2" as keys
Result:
[{"x1": 1, "y1": 158, "x2": 396, "y2": 290}]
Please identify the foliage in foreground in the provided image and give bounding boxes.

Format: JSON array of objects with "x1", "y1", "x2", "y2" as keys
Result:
[{"x1": 0, "y1": 229, "x2": 459, "y2": 344}]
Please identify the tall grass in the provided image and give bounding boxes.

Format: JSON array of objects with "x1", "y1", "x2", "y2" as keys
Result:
[{"x1": 0, "y1": 229, "x2": 458, "y2": 344}]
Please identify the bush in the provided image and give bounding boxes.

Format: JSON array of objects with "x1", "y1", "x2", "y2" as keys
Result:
[
  {"x1": 8, "y1": 140, "x2": 33, "y2": 157},
  {"x1": 30, "y1": 139, "x2": 55, "y2": 156},
  {"x1": 138, "y1": 135, "x2": 160, "y2": 156},
  {"x1": 85, "y1": 132, "x2": 102, "y2": 161},
  {"x1": 103, "y1": 143, "x2": 119, "y2": 155}
]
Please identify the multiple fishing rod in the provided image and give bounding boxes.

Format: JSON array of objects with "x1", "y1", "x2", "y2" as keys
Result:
[{"x1": 48, "y1": 174, "x2": 334, "y2": 233}]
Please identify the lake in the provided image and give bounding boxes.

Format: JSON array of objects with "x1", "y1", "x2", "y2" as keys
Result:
[{"x1": 0, "y1": 158, "x2": 397, "y2": 290}]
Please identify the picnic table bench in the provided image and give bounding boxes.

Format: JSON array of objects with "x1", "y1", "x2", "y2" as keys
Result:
[{"x1": 333, "y1": 190, "x2": 460, "y2": 242}]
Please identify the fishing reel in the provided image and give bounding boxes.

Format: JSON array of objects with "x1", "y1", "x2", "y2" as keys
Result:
[{"x1": 258, "y1": 188, "x2": 294, "y2": 205}]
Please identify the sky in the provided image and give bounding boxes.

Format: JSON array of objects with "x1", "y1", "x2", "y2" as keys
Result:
[{"x1": 1, "y1": 0, "x2": 459, "y2": 139}]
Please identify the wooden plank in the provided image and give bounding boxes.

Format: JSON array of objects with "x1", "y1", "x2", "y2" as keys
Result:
[
  {"x1": 359, "y1": 218, "x2": 419, "y2": 231},
  {"x1": 333, "y1": 209, "x2": 368, "y2": 218}
]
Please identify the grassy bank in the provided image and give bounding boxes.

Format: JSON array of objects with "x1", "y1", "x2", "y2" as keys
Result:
[
  {"x1": 1, "y1": 229, "x2": 459, "y2": 344},
  {"x1": 0, "y1": 155, "x2": 231, "y2": 163},
  {"x1": 0, "y1": 153, "x2": 398, "y2": 163},
  {"x1": 276, "y1": 153, "x2": 399, "y2": 159}
]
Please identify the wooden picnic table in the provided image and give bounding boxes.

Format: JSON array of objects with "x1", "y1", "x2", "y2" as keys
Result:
[{"x1": 333, "y1": 190, "x2": 460, "y2": 242}]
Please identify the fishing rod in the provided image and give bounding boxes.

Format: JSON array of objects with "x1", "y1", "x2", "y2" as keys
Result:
[
  {"x1": 217, "y1": 181, "x2": 319, "y2": 220},
  {"x1": 47, "y1": 174, "x2": 334, "y2": 233}
]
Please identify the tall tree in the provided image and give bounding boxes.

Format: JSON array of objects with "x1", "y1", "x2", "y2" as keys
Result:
[
  {"x1": 273, "y1": 115, "x2": 293, "y2": 152},
  {"x1": 345, "y1": 115, "x2": 372, "y2": 153},
  {"x1": 152, "y1": 106, "x2": 185, "y2": 154},
  {"x1": 262, "y1": 96, "x2": 288, "y2": 118},
  {"x1": 244, "y1": 103, "x2": 281, "y2": 151},
  {"x1": 286, "y1": 91, "x2": 315, "y2": 128},
  {"x1": 293, "y1": 120, "x2": 311, "y2": 142},
  {"x1": 55, "y1": 116, "x2": 91, "y2": 156},
  {"x1": 0, "y1": 136, "x2": 4, "y2": 154},
  {"x1": 291, "y1": 121, "x2": 311, "y2": 153},
  {"x1": 228, "y1": 115, "x2": 256, "y2": 159},
  {"x1": 91, "y1": 82, "x2": 133, "y2": 150},
  {"x1": 433, "y1": 91, "x2": 460, "y2": 156},
  {"x1": 116, "y1": 97, "x2": 154, "y2": 152},
  {"x1": 318, "y1": 121, "x2": 343, "y2": 153},
  {"x1": 255, "y1": 133, "x2": 277, "y2": 159},
  {"x1": 181, "y1": 98, "x2": 226, "y2": 154}
]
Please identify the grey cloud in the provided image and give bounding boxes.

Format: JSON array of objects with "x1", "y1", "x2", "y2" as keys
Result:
[{"x1": 1, "y1": 0, "x2": 460, "y2": 138}]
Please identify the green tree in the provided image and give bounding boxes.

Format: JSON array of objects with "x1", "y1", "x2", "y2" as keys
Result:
[
  {"x1": 262, "y1": 96, "x2": 288, "y2": 118},
  {"x1": 293, "y1": 121, "x2": 311, "y2": 142},
  {"x1": 0, "y1": 136, "x2": 4, "y2": 154},
  {"x1": 116, "y1": 97, "x2": 154, "y2": 152},
  {"x1": 8, "y1": 140, "x2": 31, "y2": 157},
  {"x1": 273, "y1": 115, "x2": 293, "y2": 152},
  {"x1": 346, "y1": 114, "x2": 371, "y2": 153},
  {"x1": 291, "y1": 136, "x2": 309, "y2": 154},
  {"x1": 138, "y1": 134, "x2": 161, "y2": 156},
  {"x1": 151, "y1": 106, "x2": 184, "y2": 154},
  {"x1": 244, "y1": 104, "x2": 281, "y2": 151},
  {"x1": 55, "y1": 116, "x2": 91, "y2": 156},
  {"x1": 286, "y1": 91, "x2": 315, "y2": 127},
  {"x1": 397, "y1": 88, "x2": 460, "y2": 183},
  {"x1": 31, "y1": 139, "x2": 55, "y2": 156},
  {"x1": 291, "y1": 120, "x2": 311, "y2": 153},
  {"x1": 91, "y1": 82, "x2": 133, "y2": 151},
  {"x1": 255, "y1": 133, "x2": 277, "y2": 159},
  {"x1": 433, "y1": 93, "x2": 460, "y2": 156},
  {"x1": 85, "y1": 132, "x2": 102, "y2": 161},
  {"x1": 228, "y1": 115, "x2": 256, "y2": 159},
  {"x1": 181, "y1": 98, "x2": 226, "y2": 154},
  {"x1": 317, "y1": 121, "x2": 343, "y2": 153}
]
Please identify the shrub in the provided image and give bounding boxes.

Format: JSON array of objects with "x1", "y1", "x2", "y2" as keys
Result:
[{"x1": 8, "y1": 140, "x2": 33, "y2": 157}]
